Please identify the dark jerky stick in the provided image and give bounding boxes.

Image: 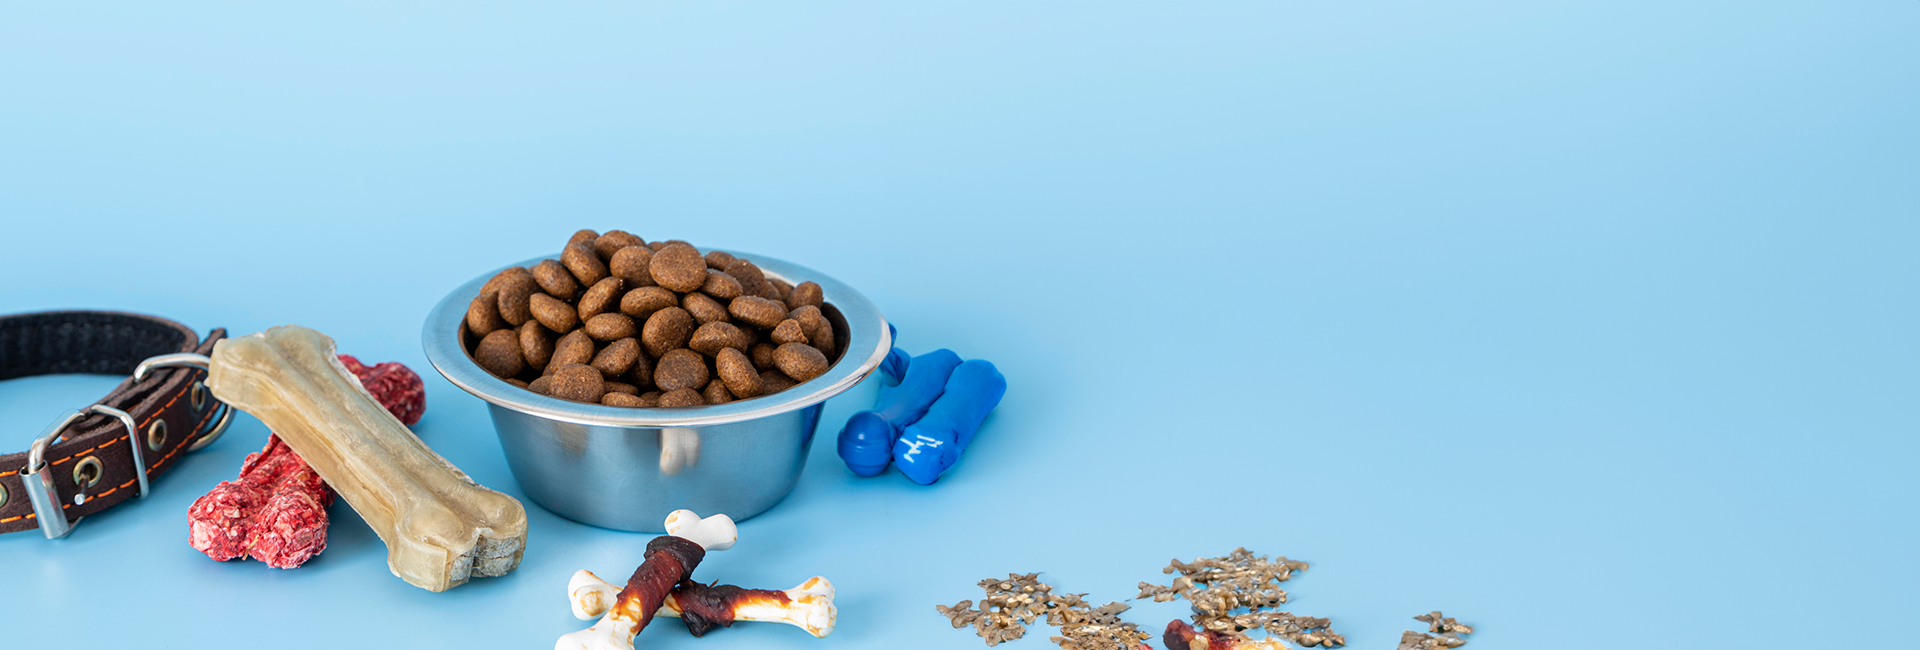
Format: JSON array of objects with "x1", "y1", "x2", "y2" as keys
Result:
[
  {"x1": 670, "y1": 580, "x2": 794, "y2": 637},
  {"x1": 612, "y1": 536, "x2": 708, "y2": 637}
]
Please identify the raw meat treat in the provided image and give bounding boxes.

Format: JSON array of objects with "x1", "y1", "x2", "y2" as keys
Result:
[
  {"x1": 570, "y1": 572, "x2": 836, "y2": 638},
  {"x1": 187, "y1": 435, "x2": 332, "y2": 568},
  {"x1": 556, "y1": 511, "x2": 737, "y2": 650},
  {"x1": 337, "y1": 354, "x2": 427, "y2": 426},
  {"x1": 838, "y1": 349, "x2": 962, "y2": 476},
  {"x1": 190, "y1": 354, "x2": 425, "y2": 568},
  {"x1": 207, "y1": 326, "x2": 527, "y2": 592},
  {"x1": 894, "y1": 359, "x2": 1007, "y2": 485},
  {"x1": 466, "y1": 231, "x2": 846, "y2": 408}
]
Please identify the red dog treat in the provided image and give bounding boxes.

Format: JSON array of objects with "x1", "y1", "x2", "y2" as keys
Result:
[
  {"x1": 187, "y1": 355, "x2": 426, "y2": 568},
  {"x1": 338, "y1": 354, "x2": 426, "y2": 426}
]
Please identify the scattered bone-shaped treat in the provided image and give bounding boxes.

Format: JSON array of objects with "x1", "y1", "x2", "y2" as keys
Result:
[
  {"x1": 188, "y1": 354, "x2": 427, "y2": 569},
  {"x1": 837, "y1": 348, "x2": 962, "y2": 476},
  {"x1": 206, "y1": 325, "x2": 527, "y2": 592},
  {"x1": 556, "y1": 510, "x2": 737, "y2": 650},
  {"x1": 894, "y1": 359, "x2": 1007, "y2": 485},
  {"x1": 569, "y1": 571, "x2": 836, "y2": 638}
]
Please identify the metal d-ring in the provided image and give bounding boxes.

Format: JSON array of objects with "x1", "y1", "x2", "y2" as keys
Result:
[{"x1": 131, "y1": 353, "x2": 232, "y2": 452}]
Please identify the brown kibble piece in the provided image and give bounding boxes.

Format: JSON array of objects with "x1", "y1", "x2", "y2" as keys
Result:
[
  {"x1": 518, "y1": 320, "x2": 555, "y2": 370},
  {"x1": 548, "y1": 364, "x2": 606, "y2": 403},
  {"x1": 640, "y1": 307, "x2": 696, "y2": 358},
  {"x1": 703, "y1": 380, "x2": 733, "y2": 405},
  {"x1": 648, "y1": 243, "x2": 708, "y2": 292},
  {"x1": 749, "y1": 343, "x2": 777, "y2": 372},
  {"x1": 729, "y1": 296, "x2": 787, "y2": 329},
  {"x1": 472, "y1": 329, "x2": 526, "y2": 378},
  {"x1": 529, "y1": 292, "x2": 579, "y2": 334},
  {"x1": 646, "y1": 241, "x2": 668, "y2": 252},
  {"x1": 773, "y1": 343, "x2": 829, "y2": 382},
  {"x1": 770, "y1": 319, "x2": 809, "y2": 346},
  {"x1": 568, "y1": 229, "x2": 600, "y2": 248},
  {"x1": 700, "y1": 269, "x2": 743, "y2": 300},
  {"x1": 609, "y1": 246, "x2": 655, "y2": 287},
  {"x1": 578, "y1": 277, "x2": 626, "y2": 321},
  {"x1": 550, "y1": 329, "x2": 596, "y2": 370},
  {"x1": 659, "y1": 388, "x2": 705, "y2": 408},
  {"x1": 681, "y1": 292, "x2": 730, "y2": 325},
  {"x1": 620, "y1": 286, "x2": 678, "y2": 320},
  {"x1": 759, "y1": 369, "x2": 797, "y2": 393},
  {"x1": 768, "y1": 278, "x2": 794, "y2": 302},
  {"x1": 562, "y1": 242, "x2": 609, "y2": 287},
  {"x1": 526, "y1": 376, "x2": 553, "y2": 395},
  {"x1": 583, "y1": 313, "x2": 637, "y2": 342},
  {"x1": 715, "y1": 348, "x2": 764, "y2": 399},
  {"x1": 628, "y1": 352, "x2": 654, "y2": 391},
  {"x1": 789, "y1": 305, "x2": 836, "y2": 357},
  {"x1": 593, "y1": 230, "x2": 645, "y2": 261},
  {"x1": 723, "y1": 259, "x2": 770, "y2": 298},
  {"x1": 601, "y1": 392, "x2": 645, "y2": 407},
  {"x1": 480, "y1": 266, "x2": 533, "y2": 297},
  {"x1": 504, "y1": 378, "x2": 528, "y2": 388},
  {"x1": 604, "y1": 381, "x2": 639, "y2": 396},
  {"x1": 688, "y1": 321, "x2": 752, "y2": 356},
  {"x1": 495, "y1": 273, "x2": 539, "y2": 326},
  {"x1": 788, "y1": 281, "x2": 824, "y2": 309},
  {"x1": 653, "y1": 349, "x2": 710, "y2": 392},
  {"x1": 533, "y1": 259, "x2": 580, "y2": 300},
  {"x1": 591, "y1": 337, "x2": 641, "y2": 378},
  {"x1": 467, "y1": 291, "x2": 508, "y2": 337},
  {"x1": 704, "y1": 250, "x2": 735, "y2": 270},
  {"x1": 638, "y1": 391, "x2": 661, "y2": 407}
]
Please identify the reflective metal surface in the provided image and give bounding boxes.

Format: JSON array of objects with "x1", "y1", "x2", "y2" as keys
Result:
[{"x1": 423, "y1": 250, "x2": 889, "y2": 532}]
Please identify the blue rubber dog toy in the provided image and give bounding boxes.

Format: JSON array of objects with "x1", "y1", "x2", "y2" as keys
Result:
[
  {"x1": 892, "y1": 360, "x2": 1006, "y2": 485},
  {"x1": 836, "y1": 349, "x2": 962, "y2": 476}
]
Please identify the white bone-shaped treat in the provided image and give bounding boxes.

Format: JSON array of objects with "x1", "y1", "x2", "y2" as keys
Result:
[
  {"x1": 556, "y1": 511, "x2": 738, "y2": 650},
  {"x1": 664, "y1": 508, "x2": 736, "y2": 551},
  {"x1": 206, "y1": 325, "x2": 527, "y2": 592},
  {"x1": 567, "y1": 570, "x2": 836, "y2": 638}
]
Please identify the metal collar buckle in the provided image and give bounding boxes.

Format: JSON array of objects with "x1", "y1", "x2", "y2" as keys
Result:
[{"x1": 19, "y1": 353, "x2": 234, "y2": 539}]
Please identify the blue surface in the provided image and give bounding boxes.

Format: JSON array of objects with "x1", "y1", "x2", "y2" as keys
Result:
[{"x1": 2, "y1": 3, "x2": 1916, "y2": 648}]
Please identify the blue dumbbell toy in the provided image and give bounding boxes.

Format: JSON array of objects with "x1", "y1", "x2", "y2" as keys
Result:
[
  {"x1": 837, "y1": 349, "x2": 962, "y2": 476},
  {"x1": 892, "y1": 360, "x2": 1006, "y2": 485}
]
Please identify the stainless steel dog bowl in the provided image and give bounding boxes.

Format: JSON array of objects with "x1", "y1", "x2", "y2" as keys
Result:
[{"x1": 423, "y1": 251, "x2": 889, "y2": 532}]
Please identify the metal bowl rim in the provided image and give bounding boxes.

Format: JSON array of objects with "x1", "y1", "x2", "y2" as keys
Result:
[{"x1": 422, "y1": 250, "x2": 890, "y2": 428}]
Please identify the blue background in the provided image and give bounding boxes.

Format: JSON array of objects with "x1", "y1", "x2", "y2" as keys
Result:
[{"x1": 2, "y1": 2, "x2": 1915, "y2": 648}]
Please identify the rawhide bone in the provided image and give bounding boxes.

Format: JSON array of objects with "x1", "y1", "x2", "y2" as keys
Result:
[
  {"x1": 569, "y1": 572, "x2": 836, "y2": 638},
  {"x1": 556, "y1": 510, "x2": 740, "y2": 650},
  {"x1": 206, "y1": 325, "x2": 527, "y2": 592},
  {"x1": 188, "y1": 354, "x2": 425, "y2": 569}
]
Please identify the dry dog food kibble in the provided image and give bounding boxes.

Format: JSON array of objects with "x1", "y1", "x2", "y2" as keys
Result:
[{"x1": 463, "y1": 231, "x2": 845, "y2": 408}]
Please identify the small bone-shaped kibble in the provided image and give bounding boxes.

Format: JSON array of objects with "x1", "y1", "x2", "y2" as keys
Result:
[
  {"x1": 569, "y1": 571, "x2": 836, "y2": 638},
  {"x1": 555, "y1": 510, "x2": 736, "y2": 650}
]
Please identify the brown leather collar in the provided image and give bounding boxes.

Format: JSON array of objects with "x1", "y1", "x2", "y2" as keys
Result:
[{"x1": 0, "y1": 311, "x2": 227, "y2": 538}]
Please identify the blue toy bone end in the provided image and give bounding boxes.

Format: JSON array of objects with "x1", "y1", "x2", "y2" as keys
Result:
[
  {"x1": 837, "y1": 411, "x2": 899, "y2": 477},
  {"x1": 893, "y1": 428, "x2": 959, "y2": 485}
]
